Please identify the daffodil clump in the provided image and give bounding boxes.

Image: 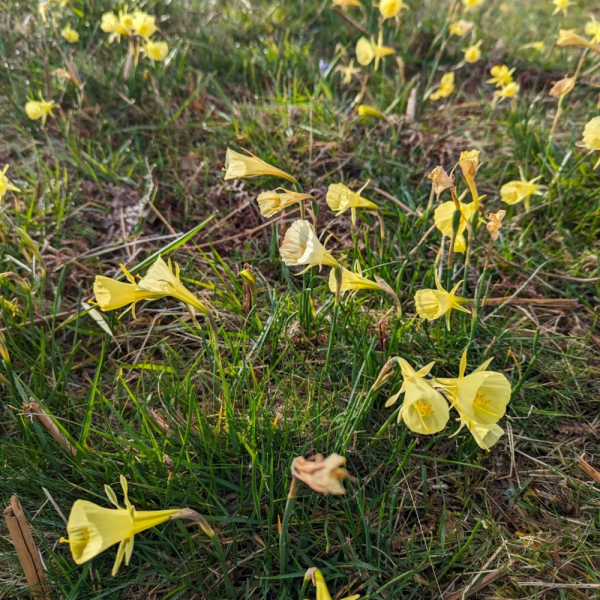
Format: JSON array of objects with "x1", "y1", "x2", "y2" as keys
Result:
[
  {"x1": 385, "y1": 352, "x2": 512, "y2": 450},
  {"x1": 100, "y1": 9, "x2": 169, "y2": 63}
]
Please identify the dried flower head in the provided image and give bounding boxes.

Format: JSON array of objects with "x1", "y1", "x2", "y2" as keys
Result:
[
  {"x1": 291, "y1": 453, "x2": 349, "y2": 495},
  {"x1": 549, "y1": 76, "x2": 575, "y2": 98},
  {"x1": 485, "y1": 210, "x2": 506, "y2": 241},
  {"x1": 428, "y1": 166, "x2": 454, "y2": 197}
]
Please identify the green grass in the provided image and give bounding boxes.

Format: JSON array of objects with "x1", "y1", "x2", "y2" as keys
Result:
[{"x1": 1, "y1": 0, "x2": 600, "y2": 598}]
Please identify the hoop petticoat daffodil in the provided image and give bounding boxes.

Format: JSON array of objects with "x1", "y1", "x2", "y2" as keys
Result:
[
  {"x1": 60, "y1": 475, "x2": 180, "y2": 575},
  {"x1": 132, "y1": 11, "x2": 157, "y2": 39},
  {"x1": 458, "y1": 149, "x2": 481, "y2": 210},
  {"x1": 304, "y1": 567, "x2": 361, "y2": 600},
  {"x1": 385, "y1": 358, "x2": 450, "y2": 434},
  {"x1": 144, "y1": 40, "x2": 169, "y2": 62},
  {"x1": 279, "y1": 220, "x2": 339, "y2": 273},
  {"x1": 332, "y1": 0, "x2": 363, "y2": 9},
  {"x1": 0, "y1": 165, "x2": 20, "y2": 199},
  {"x1": 500, "y1": 169, "x2": 543, "y2": 212},
  {"x1": 430, "y1": 73, "x2": 455, "y2": 101},
  {"x1": 552, "y1": 0, "x2": 571, "y2": 17},
  {"x1": 582, "y1": 116, "x2": 600, "y2": 168},
  {"x1": 414, "y1": 270, "x2": 470, "y2": 329},
  {"x1": 462, "y1": 0, "x2": 483, "y2": 11},
  {"x1": 223, "y1": 148, "x2": 297, "y2": 184},
  {"x1": 487, "y1": 65, "x2": 514, "y2": 88},
  {"x1": 463, "y1": 41, "x2": 482, "y2": 64},
  {"x1": 355, "y1": 30, "x2": 394, "y2": 70},
  {"x1": 25, "y1": 93, "x2": 56, "y2": 126},
  {"x1": 556, "y1": 29, "x2": 600, "y2": 54},
  {"x1": 449, "y1": 20, "x2": 474, "y2": 36},
  {"x1": 434, "y1": 198, "x2": 475, "y2": 253},
  {"x1": 494, "y1": 82, "x2": 520, "y2": 101},
  {"x1": 93, "y1": 257, "x2": 208, "y2": 317},
  {"x1": 326, "y1": 181, "x2": 378, "y2": 225},
  {"x1": 256, "y1": 188, "x2": 313, "y2": 218},
  {"x1": 379, "y1": 0, "x2": 407, "y2": 20},
  {"x1": 100, "y1": 12, "x2": 129, "y2": 43},
  {"x1": 291, "y1": 453, "x2": 349, "y2": 495}
]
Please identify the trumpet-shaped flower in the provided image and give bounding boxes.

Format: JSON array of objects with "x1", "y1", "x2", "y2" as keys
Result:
[
  {"x1": 100, "y1": 12, "x2": 129, "y2": 43},
  {"x1": 495, "y1": 81, "x2": 520, "y2": 100},
  {"x1": 256, "y1": 188, "x2": 312, "y2": 218},
  {"x1": 357, "y1": 104, "x2": 385, "y2": 119},
  {"x1": 292, "y1": 454, "x2": 349, "y2": 495},
  {"x1": 462, "y1": 0, "x2": 483, "y2": 11},
  {"x1": 385, "y1": 359, "x2": 450, "y2": 434},
  {"x1": 119, "y1": 11, "x2": 135, "y2": 32},
  {"x1": 93, "y1": 257, "x2": 207, "y2": 316},
  {"x1": 332, "y1": 0, "x2": 363, "y2": 9},
  {"x1": 414, "y1": 270, "x2": 470, "y2": 329},
  {"x1": 449, "y1": 20, "x2": 474, "y2": 36},
  {"x1": 434, "y1": 199, "x2": 475, "y2": 253},
  {"x1": 0, "y1": 165, "x2": 20, "y2": 199},
  {"x1": 132, "y1": 11, "x2": 157, "y2": 39},
  {"x1": 144, "y1": 40, "x2": 169, "y2": 62},
  {"x1": 430, "y1": 72, "x2": 455, "y2": 101},
  {"x1": 223, "y1": 148, "x2": 297, "y2": 184},
  {"x1": 556, "y1": 29, "x2": 600, "y2": 52},
  {"x1": 487, "y1": 65, "x2": 514, "y2": 88},
  {"x1": 500, "y1": 169, "x2": 543, "y2": 212},
  {"x1": 328, "y1": 265, "x2": 385, "y2": 294},
  {"x1": 379, "y1": 0, "x2": 407, "y2": 20},
  {"x1": 585, "y1": 18, "x2": 600, "y2": 43},
  {"x1": 60, "y1": 475, "x2": 180, "y2": 575},
  {"x1": 25, "y1": 94, "x2": 56, "y2": 126},
  {"x1": 552, "y1": 0, "x2": 571, "y2": 16},
  {"x1": 61, "y1": 25, "x2": 79, "y2": 43},
  {"x1": 467, "y1": 421, "x2": 505, "y2": 450},
  {"x1": 549, "y1": 76, "x2": 575, "y2": 98},
  {"x1": 520, "y1": 41, "x2": 546, "y2": 51},
  {"x1": 279, "y1": 220, "x2": 339, "y2": 272},
  {"x1": 356, "y1": 31, "x2": 394, "y2": 70},
  {"x1": 463, "y1": 41, "x2": 482, "y2": 63},
  {"x1": 326, "y1": 181, "x2": 378, "y2": 225},
  {"x1": 458, "y1": 149, "x2": 481, "y2": 209},
  {"x1": 304, "y1": 567, "x2": 361, "y2": 600},
  {"x1": 582, "y1": 116, "x2": 600, "y2": 168}
]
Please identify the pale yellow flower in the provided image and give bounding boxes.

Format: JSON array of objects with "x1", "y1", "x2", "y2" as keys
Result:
[
  {"x1": 552, "y1": 0, "x2": 571, "y2": 17},
  {"x1": 549, "y1": 76, "x2": 575, "y2": 98},
  {"x1": 291, "y1": 454, "x2": 349, "y2": 495},
  {"x1": 356, "y1": 31, "x2": 394, "y2": 70},
  {"x1": 487, "y1": 65, "x2": 514, "y2": 88},
  {"x1": 585, "y1": 17, "x2": 600, "y2": 43},
  {"x1": 326, "y1": 181, "x2": 378, "y2": 225},
  {"x1": 430, "y1": 72, "x2": 455, "y2": 101},
  {"x1": 357, "y1": 104, "x2": 385, "y2": 119},
  {"x1": 434, "y1": 199, "x2": 475, "y2": 253},
  {"x1": 336, "y1": 59, "x2": 361, "y2": 85},
  {"x1": 328, "y1": 265, "x2": 385, "y2": 294},
  {"x1": 224, "y1": 148, "x2": 297, "y2": 184},
  {"x1": 582, "y1": 116, "x2": 600, "y2": 168},
  {"x1": 279, "y1": 219, "x2": 339, "y2": 272},
  {"x1": 379, "y1": 0, "x2": 407, "y2": 20},
  {"x1": 132, "y1": 11, "x2": 157, "y2": 39},
  {"x1": 101, "y1": 12, "x2": 129, "y2": 43},
  {"x1": 60, "y1": 475, "x2": 180, "y2": 575},
  {"x1": 305, "y1": 568, "x2": 361, "y2": 600},
  {"x1": 458, "y1": 149, "x2": 481, "y2": 209},
  {"x1": 462, "y1": 0, "x2": 483, "y2": 11},
  {"x1": 520, "y1": 41, "x2": 546, "y2": 51},
  {"x1": 463, "y1": 41, "x2": 482, "y2": 64},
  {"x1": 449, "y1": 20, "x2": 474, "y2": 37},
  {"x1": 256, "y1": 188, "x2": 312, "y2": 218},
  {"x1": 500, "y1": 169, "x2": 543, "y2": 212},
  {"x1": 119, "y1": 11, "x2": 135, "y2": 32},
  {"x1": 25, "y1": 93, "x2": 56, "y2": 126},
  {"x1": 414, "y1": 270, "x2": 470, "y2": 329},
  {"x1": 144, "y1": 40, "x2": 169, "y2": 62},
  {"x1": 0, "y1": 165, "x2": 20, "y2": 199},
  {"x1": 385, "y1": 358, "x2": 450, "y2": 435},
  {"x1": 61, "y1": 24, "x2": 79, "y2": 43},
  {"x1": 495, "y1": 81, "x2": 520, "y2": 100},
  {"x1": 485, "y1": 210, "x2": 506, "y2": 241},
  {"x1": 557, "y1": 29, "x2": 597, "y2": 51},
  {"x1": 332, "y1": 0, "x2": 363, "y2": 9}
]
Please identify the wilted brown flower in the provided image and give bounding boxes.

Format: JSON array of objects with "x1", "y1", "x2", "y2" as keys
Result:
[
  {"x1": 428, "y1": 166, "x2": 454, "y2": 197},
  {"x1": 458, "y1": 150, "x2": 481, "y2": 210},
  {"x1": 291, "y1": 453, "x2": 349, "y2": 495},
  {"x1": 556, "y1": 29, "x2": 600, "y2": 54},
  {"x1": 486, "y1": 210, "x2": 506, "y2": 241},
  {"x1": 549, "y1": 76, "x2": 575, "y2": 98}
]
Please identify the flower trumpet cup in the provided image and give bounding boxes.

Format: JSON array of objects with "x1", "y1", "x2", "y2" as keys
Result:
[
  {"x1": 223, "y1": 148, "x2": 297, "y2": 184},
  {"x1": 326, "y1": 181, "x2": 378, "y2": 225},
  {"x1": 414, "y1": 270, "x2": 470, "y2": 329},
  {"x1": 279, "y1": 220, "x2": 339, "y2": 273}
]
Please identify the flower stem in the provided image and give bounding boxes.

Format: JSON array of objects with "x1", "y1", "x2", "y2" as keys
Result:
[{"x1": 279, "y1": 478, "x2": 299, "y2": 585}]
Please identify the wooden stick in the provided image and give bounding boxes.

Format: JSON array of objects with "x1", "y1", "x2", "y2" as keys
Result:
[
  {"x1": 481, "y1": 297, "x2": 578, "y2": 308},
  {"x1": 3, "y1": 496, "x2": 50, "y2": 599}
]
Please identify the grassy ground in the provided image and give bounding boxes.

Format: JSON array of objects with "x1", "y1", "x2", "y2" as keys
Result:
[{"x1": 1, "y1": 0, "x2": 600, "y2": 598}]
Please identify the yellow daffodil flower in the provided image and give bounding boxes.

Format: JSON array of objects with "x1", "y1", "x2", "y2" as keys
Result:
[
  {"x1": 500, "y1": 169, "x2": 543, "y2": 212},
  {"x1": 93, "y1": 257, "x2": 207, "y2": 317},
  {"x1": 132, "y1": 11, "x2": 157, "y2": 39},
  {"x1": 144, "y1": 40, "x2": 169, "y2": 61},
  {"x1": 552, "y1": 0, "x2": 571, "y2": 16},
  {"x1": 379, "y1": 0, "x2": 407, "y2": 20},
  {"x1": 356, "y1": 31, "x2": 394, "y2": 70},
  {"x1": 25, "y1": 93, "x2": 56, "y2": 126},
  {"x1": 494, "y1": 81, "x2": 520, "y2": 100},
  {"x1": 304, "y1": 567, "x2": 361, "y2": 600},
  {"x1": 485, "y1": 210, "x2": 506, "y2": 241},
  {"x1": 430, "y1": 72, "x2": 455, "y2": 101},
  {"x1": 332, "y1": 0, "x2": 363, "y2": 10},
  {"x1": 328, "y1": 264, "x2": 384, "y2": 294},
  {"x1": 279, "y1": 219, "x2": 339, "y2": 273},
  {"x1": 487, "y1": 65, "x2": 514, "y2": 88},
  {"x1": 462, "y1": 0, "x2": 483, "y2": 11},
  {"x1": 292, "y1": 454, "x2": 350, "y2": 495},
  {"x1": 0, "y1": 165, "x2": 20, "y2": 199},
  {"x1": 100, "y1": 12, "x2": 129, "y2": 43},
  {"x1": 61, "y1": 25, "x2": 79, "y2": 43},
  {"x1": 434, "y1": 198, "x2": 475, "y2": 252},
  {"x1": 585, "y1": 17, "x2": 600, "y2": 43},
  {"x1": 458, "y1": 149, "x2": 481, "y2": 210},
  {"x1": 556, "y1": 29, "x2": 600, "y2": 53},
  {"x1": 414, "y1": 270, "x2": 470, "y2": 329},
  {"x1": 224, "y1": 148, "x2": 297, "y2": 184},
  {"x1": 467, "y1": 421, "x2": 505, "y2": 450},
  {"x1": 326, "y1": 181, "x2": 378, "y2": 225},
  {"x1": 582, "y1": 116, "x2": 600, "y2": 168},
  {"x1": 357, "y1": 105, "x2": 385, "y2": 119},
  {"x1": 119, "y1": 11, "x2": 135, "y2": 33},
  {"x1": 520, "y1": 41, "x2": 546, "y2": 51},
  {"x1": 463, "y1": 40, "x2": 482, "y2": 64},
  {"x1": 385, "y1": 358, "x2": 450, "y2": 434},
  {"x1": 256, "y1": 188, "x2": 313, "y2": 218},
  {"x1": 449, "y1": 20, "x2": 474, "y2": 37},
  {"x1": 336, "y1": 59, "x2": 361, "y2": 85},
  {"x1": 61, "y1": 475, "x2": 180, "y2": 575},
  {"x1": 549, "y1": 76, "x2": 575, "y2": 98}
]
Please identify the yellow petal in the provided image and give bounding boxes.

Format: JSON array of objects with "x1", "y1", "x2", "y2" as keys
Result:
[{"x1": 401, "y1": 377, "x2": 449, "y2": 434}]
